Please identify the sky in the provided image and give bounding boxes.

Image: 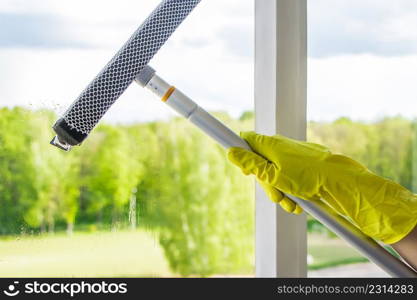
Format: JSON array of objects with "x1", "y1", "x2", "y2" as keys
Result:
[{"x1": 0, "y1": 0, "x2": 417, "y2": 123}]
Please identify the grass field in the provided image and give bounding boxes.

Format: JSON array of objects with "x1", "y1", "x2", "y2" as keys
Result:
[
  {"x1": 0, "y1": 230, "x2": 367, "y2": 277},
  {"x1": 0, "y1": 230, "x2": 173, "y2": 277},
  {"x1": 307, "y1": 234, "x2": 368, "y2": 270}
]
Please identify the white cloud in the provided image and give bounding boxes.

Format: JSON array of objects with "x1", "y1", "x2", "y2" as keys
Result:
[
  {"x1": 308, "y1": 54, "x2": 417, "y2": 121},
  {"x1": 0, "y1": 0, "x2": 254, "y2": 124},
  {"x1": 1, "y1": 0, "x2": 417, "y2": 125},
  {"x1": 0, "y1": 0, "x2": 253, "y2": 50},
  {"x1": 308, "y1": 0, "x2": 417, "y2": 57}
]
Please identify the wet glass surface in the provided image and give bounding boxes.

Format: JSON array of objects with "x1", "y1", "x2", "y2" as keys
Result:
[{"x1": 0, "y1": 0, "x2": 255, "y2": 277}]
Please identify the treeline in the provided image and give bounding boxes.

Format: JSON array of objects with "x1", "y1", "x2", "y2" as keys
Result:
[
  {"x1": 0, "y1": 107, "x2": 254, "y2": 276},
  {"x1": 308, "y1": 117, "x2": 417, "y2": 192},
  {"x1": 1, "y1": 107, "x2": 416, "y2": 275}
]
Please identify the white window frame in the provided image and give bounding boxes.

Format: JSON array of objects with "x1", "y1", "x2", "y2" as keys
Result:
[{"x1": 254, "y1": 0, "x2": 307, "y2": 277}]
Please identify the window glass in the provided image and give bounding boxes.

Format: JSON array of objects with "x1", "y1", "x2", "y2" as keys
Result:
[
  {"x1": 0, "y1": 0, "x2": 255, "y2": 277},
  {"x1": 307, "y1": 0, "x2": 417, "y2": 277}
]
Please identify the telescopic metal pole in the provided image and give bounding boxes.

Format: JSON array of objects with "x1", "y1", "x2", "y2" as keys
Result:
[{"x1": 135, "y1": 65, "x2": 417, "y2": 278}]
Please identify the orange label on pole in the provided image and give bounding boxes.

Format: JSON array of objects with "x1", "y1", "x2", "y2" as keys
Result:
[{"x1": 161, "y1": 86, "x2": 176, "y2": 102}]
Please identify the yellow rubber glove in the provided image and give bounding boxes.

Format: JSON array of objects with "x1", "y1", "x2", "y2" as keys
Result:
[{"x1": 228, "y1": 131, "x2": 417, "y2": 244}]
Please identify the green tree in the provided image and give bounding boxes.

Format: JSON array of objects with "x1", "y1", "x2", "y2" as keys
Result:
[
  {"x1": 0, "y1": 108, "x2": 37, "y2": 234},
  {"x1": 78, "y1": 125, "x2": 141, "y2": 228},
  {"x1": 15, "y1": 110, "x2": 81, "y2": 234},
  {"x1": 137, "y1": 116, "x2": 254, "y2": 276}
]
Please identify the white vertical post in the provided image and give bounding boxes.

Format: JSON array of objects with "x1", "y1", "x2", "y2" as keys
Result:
[{"x1": 255, "y1": 0, "x2": 307, "y2": 277}]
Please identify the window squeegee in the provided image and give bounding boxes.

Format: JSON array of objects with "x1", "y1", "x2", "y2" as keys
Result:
[{"x1": 50, "y1": 0, "x2": 417, "y2": 277}]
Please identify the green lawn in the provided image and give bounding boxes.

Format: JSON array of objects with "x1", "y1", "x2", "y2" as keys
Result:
[
  {"x1": 308, "y1": 234, "x2": 368, "y2": 270},
  {"x1": 0, "y1": 230, "x2": 173, "y2": 277},
  {"x1": 0, "y1": 230, "x2": 368, "y2": 277}
]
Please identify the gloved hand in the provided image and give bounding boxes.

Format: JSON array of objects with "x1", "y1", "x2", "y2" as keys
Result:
[{"x1": 228, "y1": 131, "x2": 417, "y2": 244}]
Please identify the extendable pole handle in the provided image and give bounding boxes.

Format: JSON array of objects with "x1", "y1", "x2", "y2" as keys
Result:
[{"x1": 135, "y1": 65, "x2": 417, "y2": 278}]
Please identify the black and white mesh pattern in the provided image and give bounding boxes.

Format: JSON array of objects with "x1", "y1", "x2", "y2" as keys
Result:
[{"x1": 62, "y1": 0, "x2": 201, "y2": 135}]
